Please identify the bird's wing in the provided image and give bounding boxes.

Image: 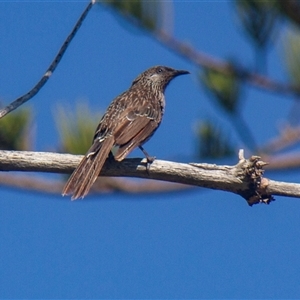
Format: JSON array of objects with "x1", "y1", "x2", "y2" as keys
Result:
[
  {"x1": 114, "y1": 121, "x2": 157, "y2": 161},
  {"x1": 113, "y1": 104, "x2": 160, "y2": 161},
  {"x1": 115, "y1": 105, "x2": 158, "y2": 143}
]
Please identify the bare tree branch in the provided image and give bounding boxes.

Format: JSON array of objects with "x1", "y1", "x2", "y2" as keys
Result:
[
  {"x1": 0, "y1": 173, "x2": 190, "y2": 196},
  {"x1": 101, "y1": 3, "x2": 300, "y2": 97},
  {"x1": 264, "y1": 153, "x2": 300, "y2": 170},
  {"x1": 2, "y1": 0, "x2": 296, "y2": 124},
  {"x1": 260, "y1": 124, "x2": 300, "y2": 154},
  {"x1": 0, "y1": 150, "x2": 299, "y2": 205},
  {"x1": 154, "y1": 30, "x2": 300, "y2": 96},
  {"x1": 0, "y1": 0, "x2": 95, "y2": 120}
]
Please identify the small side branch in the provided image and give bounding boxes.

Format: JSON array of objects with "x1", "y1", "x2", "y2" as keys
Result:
[
  {"x1": 154, "y1": 30, "x2": 299, "y2": 96},
  {"x1": 0, "y1": 150, "x2": 299, "y2": 204},
  {"x1": 101, "y1": 3, "x2": 300, "y2": 97},
  {"x1": 0, "y1": 1, "x2": 95, "y2": 119}
]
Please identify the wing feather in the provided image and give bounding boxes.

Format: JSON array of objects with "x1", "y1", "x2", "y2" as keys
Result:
[
  {"x1": 114, "y1": 120, "x2": 157, "y2": 161},
  {"x1": 114, "y1": 102, "x2": 159, "y2": 142}
]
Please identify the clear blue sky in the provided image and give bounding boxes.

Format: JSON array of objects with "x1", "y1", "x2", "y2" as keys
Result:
[{"x1": 0, "y1": 1, "x2": 300, "y2": 298}]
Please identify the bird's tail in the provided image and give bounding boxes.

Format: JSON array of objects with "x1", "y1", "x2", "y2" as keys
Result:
[{"x1": 62, "y1": 136, "x2": 115, "y2": 200}]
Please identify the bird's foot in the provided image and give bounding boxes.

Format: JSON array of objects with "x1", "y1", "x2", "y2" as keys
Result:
[
  {"x1": 146, "y1": 155, "x2": 156, "y2": 173},
  {"x1": 139, "y1": 146, "x2": 155, "y2": 174}
]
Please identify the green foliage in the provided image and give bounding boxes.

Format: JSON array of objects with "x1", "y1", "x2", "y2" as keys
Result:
[
  {"x1": 55, "y1": 102, "x2": 102, "y2": 155},
  {"x1": 235, "y1": 0, "x2": 278, "y2": 49},
  {"x1": 283, "y1": 27, "x2": 300, "y2": 86},
  {"x1": 196, "y1": 120, "x2": 235, "y2": 159},
  {"x1": 201, "y1": 66, "x2": 240, "y2": 114},
  {"x1": 100, "y1": 0, "x2": 162, "y2": 31},
  {"x1": 0, "y1": 107, "x2": 32, "y2": 150}
]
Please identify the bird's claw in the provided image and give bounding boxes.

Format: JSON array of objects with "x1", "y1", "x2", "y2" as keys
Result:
[{"x1": 146, "y1": 156, "x2": 156, "y2": 173}]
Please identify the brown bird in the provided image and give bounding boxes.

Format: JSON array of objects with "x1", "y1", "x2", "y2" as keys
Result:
[{"x1": 62, "y1": 65, "x2": 189, "y2": 200}]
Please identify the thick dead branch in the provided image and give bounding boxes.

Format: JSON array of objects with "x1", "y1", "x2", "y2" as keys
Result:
[
  {"x1": 0, "y1": 150, "x2": 299, "y2": 205},
  {"x1": 0, "y1": 0, "x2": 95, "y2": 119}
]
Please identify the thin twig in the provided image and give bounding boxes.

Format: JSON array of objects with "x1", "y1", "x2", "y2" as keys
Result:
[
  {"x1": 102, "y1": 3, "x2": 300, "y2": 97},
  {"x1": 263, "y1": 153, "x2": 300, "y2": 170},
  {"x1": 0, "y1": 0, "x2": 95, "y2": 119},
  {"x1": 154, "y1": 31, "x2": 300, "y2": 96},
  {"x1": 259, "y1": 124, "x2": 300, "y2": 154}
]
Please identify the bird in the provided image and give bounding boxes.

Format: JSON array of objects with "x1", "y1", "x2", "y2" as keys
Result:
[{"x1": 62, "y1": 65, "x2": 189, "y2": 200}]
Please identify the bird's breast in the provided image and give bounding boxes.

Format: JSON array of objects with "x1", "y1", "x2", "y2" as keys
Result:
[{"x1": 158, "y1": 92, "x2": 165, "y2": 115}]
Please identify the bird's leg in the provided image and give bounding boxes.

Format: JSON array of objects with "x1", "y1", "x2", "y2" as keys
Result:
[{"x1": 139, "y1": 146, "x2": 156, "y2": 171}]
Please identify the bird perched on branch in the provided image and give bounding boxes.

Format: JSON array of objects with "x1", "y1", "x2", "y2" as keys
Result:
[{"x1": 62, "y1": 65, "x2": 189, "y2": 200}]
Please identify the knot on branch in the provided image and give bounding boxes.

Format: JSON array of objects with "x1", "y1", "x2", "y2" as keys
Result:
[{"x1": 236, "y1": 150, "x2": 274, "y2": 206}]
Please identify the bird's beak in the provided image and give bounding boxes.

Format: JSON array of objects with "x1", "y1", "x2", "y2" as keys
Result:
[{"x1": 174, "y1": 69, "x2": 190, "y2": 76}]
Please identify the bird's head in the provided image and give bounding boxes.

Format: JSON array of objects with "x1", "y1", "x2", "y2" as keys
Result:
[{"x1": 132, "y1": 66, "x2": 189, "y2": 91}]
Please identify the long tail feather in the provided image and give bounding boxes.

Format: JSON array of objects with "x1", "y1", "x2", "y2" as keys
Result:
[{"x1": 62, "y1": 136, "x2": 114, "y2": 200}]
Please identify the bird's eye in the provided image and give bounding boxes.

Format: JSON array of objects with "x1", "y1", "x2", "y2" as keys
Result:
[{"x1": 157, "y1": 68, "x2": 163, "y2": 73}]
